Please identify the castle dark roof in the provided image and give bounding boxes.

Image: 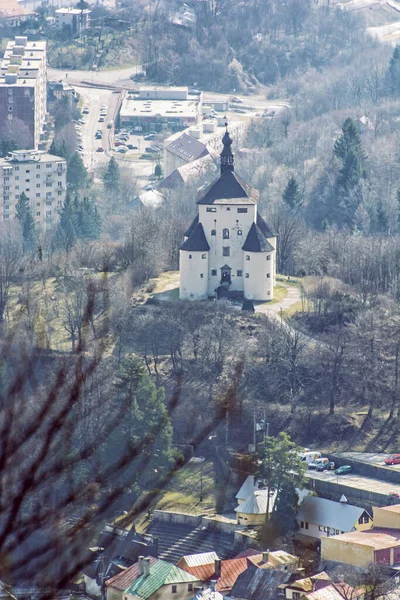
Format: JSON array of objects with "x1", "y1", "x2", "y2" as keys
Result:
[
  {"x1": 242, "y1": 223, "x2": 274, "y2": 253},
  {"x1": 184, "y1": 214, "x2": 199, "y2": 238},
  {"x1": 257, "y1": 213, "x2": 275, "y2": 238},
  {"x1": 180, "y1": 222, "x2": 210, "y2": 252},
  {"x1": 196, "y1": 170, "x2": 258, "y2": 205}
]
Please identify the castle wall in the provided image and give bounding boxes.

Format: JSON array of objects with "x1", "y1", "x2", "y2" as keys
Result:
[
  {"x1": 243, "y1": 251, "x2": 274, "y2": 301},
  {"x1": 179, "y1": 250, "x2": 209, "y2": 300}
]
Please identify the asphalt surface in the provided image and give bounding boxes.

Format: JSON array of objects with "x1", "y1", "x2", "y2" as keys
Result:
[
  {"x1": 305, "y1": 468, "x2": 400, "y2": 497},
  {"x1": 332, "y1": 452, "x2": 400, "y2": 471}
]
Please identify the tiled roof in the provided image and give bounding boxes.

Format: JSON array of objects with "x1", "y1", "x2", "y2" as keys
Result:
[
  {"x1": 125, "y1": 560, "x2": 199, "y2": 599},
  {"x1": 106, "y1": 557, "x2": 157, "y2": 591},
  {"x1": 297, "y1": 497, "x2": 369, "y2": 533},
  {"x1": 215, "y1": 558, "x2": 248, "y2": 592},
  {"x1": 0, "y1": 0, "x2": 33, "y2": 18},
  {"x1": 242, "y1": 223, "x2": 274, "y2": 253},
  {"x1": 230, "y1": 563, "x2": 291, "y2": 600},
  {"x1": 179, "y1": 552, "x2": 219, "y2": 568},
  {"x1": 183, "y1": 214, "x2": 199, "y2": 238},
  {"x1": 257, "y1": 213, "x2": 275, "y2": 238},
  {"x1": 180, "y1": 223, "x2": 210, "y2": 252},
  {"x1": 196, "y1": 170, "x2": 258, "y2": 205},
  {"x1": 181, "y1": 563, "x2": 215, "y2": 582},
  {"x1": 166, "y1": 133, "x2": 209, "y2": 162}
]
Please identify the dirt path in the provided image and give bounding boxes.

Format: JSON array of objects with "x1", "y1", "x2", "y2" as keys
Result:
[{"x1": 255, "y1": 282, "x2": 301, "y2": 318}]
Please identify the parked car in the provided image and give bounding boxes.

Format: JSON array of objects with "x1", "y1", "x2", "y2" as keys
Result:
[
  {"x1": 335, "y1": 465, "x2": 352, "y2": 475},
  {"x1": 115, "y1": 141, "x2": 126, "y2": 147},
  {"x1": 95, "y1": 132, "x2": 102, "y2": 139},
  {"x1": 231, "y1": 96, "x2": 243, "y2": 103},
  {"x1": 107, "y1": 120, "x2": 114, "y2": 129},
  {"x1": 299, "y1": 451, "x2": 321, "y2": 464},
  {"x1": 117, "y1": 147, "x2": 127, "y2": 153},
  {"x1": 144, "y1": 134, "x2": 156, "y2": 140},
  {"x1": 99, "y1": 116, "x2": 105, "y2": 122},
  {"x1": 101, "y1": 104, "x2": 107, "y2": 110},
  {"x1": 127, "y1": 144, "x2": 138, "y2": 150},
  {"x1": 96, "y1": 146, "x2": 104, "y2": 152},
  {"x1": 145, "y1": 147, "x2": 159, "y2": 153},
  {"x1": 132, "y1": 126, "x2": 143, "y2": 132},
  {"x1": 78, "y1": 118, "x2": 86, "y2": 124},
  {"x1": 77, "y1": 145, "x2": 84, "y2": 151},
  {"x1": 385, "y1": 455, "x2": 400, "y2": 465},
  {"x1": 316, "y1": 461, "x2": 335, "y2": 472},
  {"x1": 82, "y1": 107, "x2": 89, "y2": 114},
  {"x1": 308, "y1": 458, "x2": 329, "y2": 470}
]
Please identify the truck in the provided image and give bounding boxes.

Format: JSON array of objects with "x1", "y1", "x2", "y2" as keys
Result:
[{"x1": 299, "y1": 451, "x2": 321, "y2": 465}]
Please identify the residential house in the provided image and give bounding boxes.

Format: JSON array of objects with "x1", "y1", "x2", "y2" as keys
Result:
[
  {"x1": 178, "y1": 556, "x2": 248, "y2": 595},
  {"x1": 230, "y1": 563, "x2": 292, "y2": 600},
  {"x1": 237, "y1": 550, "x2": 299, "y2": 573},
  {"x1": 0, "y1": 0, "x2": 34, "y2": 26},
  {"x1": 321, "y1": 504, "x2": 400, "y2": 568},
  {"x1": 163, "y1": 132, "x2": 209, "y2": 178},
  {"x1": 235, "y1": 490, "x2": 276, "y2": 526},
  {"x1": 235, "y1": 476, "x2": 266, "y2": 506},
  {"x1": 177, "y1": 552, "x2": 220, "y2": 575},
  {"x1": 296, "y1": 496, "x2": 372, "y2": 540},
  {"x1": 106, "y1": 556, "x2": 201, "y2": 600},
  {"x1": 193, "y1": 588, "x2": 224, "y2": 600},
  {"x1": 282, "y1": 572, "x2": 332, "y2": 600},
  {"x1": 301, "y1": 584, "x2": 354, "y2": 600}
]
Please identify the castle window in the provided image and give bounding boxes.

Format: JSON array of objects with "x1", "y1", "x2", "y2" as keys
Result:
[
  {"x1": 211, "y1": 270, "x2": 217, "y2": 276},
  {"x1": 246, "y1": 255, "x2": 250, "y2": 261},
  {"x1": 226, "y1": 207, "x2": 230, "y2": 211},
  {"x1": 267, "y1": 255, "x2": 271, "y2": 260},
  {"x1": 238, "y1": 208, "x2": 248, "y2": 213},
  {"x1": 200, "y1": 274, "x2": 204, "y2": 278},
  {"x1": 237, "y1": 230, "x2": 242, "y2": 236},
  {"x1": 202, "y1": 254, "x2": 207, "y2": 259},
  {"x1": 266, "y1": 273, "x2": 270, "y2": 278},
  {"x1": 189, "y1": 255, "x2": 192, "y2": 259},
  {"x1": 268, "y1": 291, "x2": 271, "y2": 295},
  {"x1": 245, "y1": 273, "x2": 249, "y2": 278},
  {"x1": 206, "y1": 207, "x2": 216, "y2": 212},
  {"x1": 223, "y1": 246, "x2": 230, "y2": 257},
  {"x1": 211, "y1": 229, "x2": 216, "y2": 236},
  {"x1": 237, "y1": 270, "x2": 242, "y2": 277},
  {"x1": 223, "y1": 228, "x2": 229, "y2": 239}
]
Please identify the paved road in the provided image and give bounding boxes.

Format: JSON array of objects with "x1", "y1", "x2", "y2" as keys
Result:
[
  {"x1": 305, "y1": 468, "x2": 400, "y2": 497},
  {"x1": 48, "y1": 65, "x2": 141, "y2": 86},
  {"x1": 255, "y1": 281, "x2": 301, "y2": 318},
  {"x1": 333, "y1": 452, "x2": 400, "y2": 470}
]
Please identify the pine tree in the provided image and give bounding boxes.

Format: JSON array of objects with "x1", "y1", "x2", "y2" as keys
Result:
[
  {"x1": 67, "y1": 152, "x2": 87, "y2": 191},
  {"x1": 16, "y1": 192, "x2": 36, "y2": 251},
  {"x1": 57, "y1": 193, "x2": 77, "y2": 253},
  {"x1": 334, "y1": 118, "x2": 365, "y2": 162},
  {"x1": 103, "y1": 157, "x2": 120, "y2": 194},
  {"x1": 388, "y1": 45, "x2": 400, "y2": 95},
  {"x1": 271, "y1": 481, "x2": 299, "y2": 536},
  {"x1": 282, "y1": 176, "x2": 303, "y2": 210},
  {"x1": 154, "y1": 163, "x2": 162, "y2": 178}
]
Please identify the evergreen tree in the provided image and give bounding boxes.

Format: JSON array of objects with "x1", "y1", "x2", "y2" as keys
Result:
[
  {"x1": 388, "y1": 45, "x2": 400, "y2": 95},
  {"x1": 103, "y1": 157, "x2": 120, "y2": 195},
  {"x1": 16, "y1": 192, "x2": 36, "y2": 251},
  {"x1": 396, "y1": 188, "x2": 400, "y2": 232},
  {"x1": 49, "y1": 139, "x2": 68, "y2": 159},
  {"x1": 375, "y1": 200, "x2": 388, "y2": 233},
  {"x1": 271, "y1": 481, "x2": 299, "y2": 536},
  {"x1": 154, "y1": 163, "x2": 162, "y2": 178},
  {"x1": 57, "y1": 193, "x2": 77, "y2": 253},
  {"x1": 67, "y1": 152, "x2": 87, "y2": 191},
  {"x1": 334, "y1": 118, "x2": 365, "y2": 162},
  {"x1": 282, "y1": 176, "x2": 303, "y2": 210}
]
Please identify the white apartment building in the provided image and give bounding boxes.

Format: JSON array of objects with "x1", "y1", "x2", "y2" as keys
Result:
[
  {"x1": 179, "y1": 130, "x2": 276, "y2": 302},
  {"x1": 55, "y1": 8, "x2": 91, "y2": 33},
  {"x1": 0, "y1": 150, "x2": 67, "y2": 229},
  {"x1": 0, "y1": 36, "x2": 47, "y2": 150}
]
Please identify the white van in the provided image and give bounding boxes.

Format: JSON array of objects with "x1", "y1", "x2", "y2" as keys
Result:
[{"x1": 299, "y1": 451, "x2": 321, "y2": 464}]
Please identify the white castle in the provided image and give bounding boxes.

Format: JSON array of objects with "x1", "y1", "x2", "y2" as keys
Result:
[{"x1": 179, "y1": 128, "x2": 277, "y2": 301}]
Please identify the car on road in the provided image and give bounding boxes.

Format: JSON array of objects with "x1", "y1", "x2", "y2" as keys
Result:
[
  {"x1": 144, "y1": 134, "x2": 156, "y2": 140},
  {"x1": 145, "y1": 147, "x2": 159, "y2": 153},
  {"x1": 117, "y1": 147, "x2": 127, "y2": 153},
  {"x1": 316, "y1": 461, "x2": 335, "y2": 472},
  {"x1": 107, "y1": 120, "x2": 114, "y2": 129},
  {"x1": 82, "y1": 107, "x2": 89, "y2": 114},
  {"x1": 95, "y1": 132, "x2": 102, "y2": 139},
  {"x1": 335, "y1": 465, "x2": 352, "y2": 475},
  {"x1": 127, "y1": 144, "x2": 138, "y2": 150},
  {"x1": 99, "y1": 116, "x2": 105, "y2": 122},
  {"x1": 96, "y1": 146, "x2": 104, "y2": 152},
  {"x1": 385, "y1": 455, "x2": 400, "y2": 465}
]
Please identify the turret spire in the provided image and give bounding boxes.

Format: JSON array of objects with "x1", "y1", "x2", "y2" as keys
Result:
[{"x1": 220, "y1": 122, "x2": 234, "y2": 174}]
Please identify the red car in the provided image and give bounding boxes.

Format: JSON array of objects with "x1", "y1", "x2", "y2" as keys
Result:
[{"x1": 385, "y1": 454, "x2": 400, "y2": 465}]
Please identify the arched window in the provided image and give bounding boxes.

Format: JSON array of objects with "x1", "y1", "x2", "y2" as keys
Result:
[
  {"x1": 223, "y1": 228, "x2": 230, "y2": 239},
  {"x1": 189, "y1": 254, "x2": 192, "y2": 259}
]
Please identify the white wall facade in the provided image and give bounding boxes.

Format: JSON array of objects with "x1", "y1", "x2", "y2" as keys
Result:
[
  {"x1": 179, "y1": 250, "x2": 209, "y2": 300},
  {"x1": 243, "y1": 251, "x2": 273, "y2": 300}
]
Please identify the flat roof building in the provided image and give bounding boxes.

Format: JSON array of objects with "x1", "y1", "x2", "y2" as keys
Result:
[
  {"x1": 0, "y1": 149, "x2": 67, "y2": 229},
  {"x1": 0, "y1": 37, "x2": 47, "y2": 150},
  {"x1": 55, "y1": 8, "x2": 91, "y2": 33}
]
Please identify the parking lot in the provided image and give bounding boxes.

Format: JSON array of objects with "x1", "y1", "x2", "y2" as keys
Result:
[
  {"x1": 332, "y1": 452, "x2": 400, "y2": 470},
  {"x1": 305, "y1": 468, "x2": 400, "y2": 498}
]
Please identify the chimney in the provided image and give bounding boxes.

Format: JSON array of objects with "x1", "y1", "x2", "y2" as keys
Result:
[
  {"x1": 262, "y1": 550, "x2": 269, "y2": 564},
  {"x1": 214, "y1": 559, "x2": 221, "y2": 578},
  {"x1": 138, "y1": 556, "x2": 145, "y2": 576},
  {"x1": 144, "y1": 557, "x2": 151, "y2": 577}
]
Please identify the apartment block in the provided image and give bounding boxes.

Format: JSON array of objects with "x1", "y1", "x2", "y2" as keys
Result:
[
  {"x1": 0, "y1": 150, "x2": 67, "y2": 229},
  {"x1": 55, "y1": 8, "x2": 91, "y2": 33},
  {"x1": 0, "y1": 36, "x2": 47, "y2": 149}
]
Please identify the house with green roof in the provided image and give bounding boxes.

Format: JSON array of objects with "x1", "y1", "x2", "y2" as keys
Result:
[{"x1": 106, "y1": 556, "x2": 202, "y2": 600}]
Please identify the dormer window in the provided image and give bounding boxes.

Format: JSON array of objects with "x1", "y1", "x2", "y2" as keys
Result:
[
  {"x1": 211, "y1": 229, "x2": 216, "y2": 236},
  {"x1": 223, "y1": 228, "x2": 229, "y2": 239},
  {"x1": 237, "y1": 230, "x2": 242, "y2": 236}
]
